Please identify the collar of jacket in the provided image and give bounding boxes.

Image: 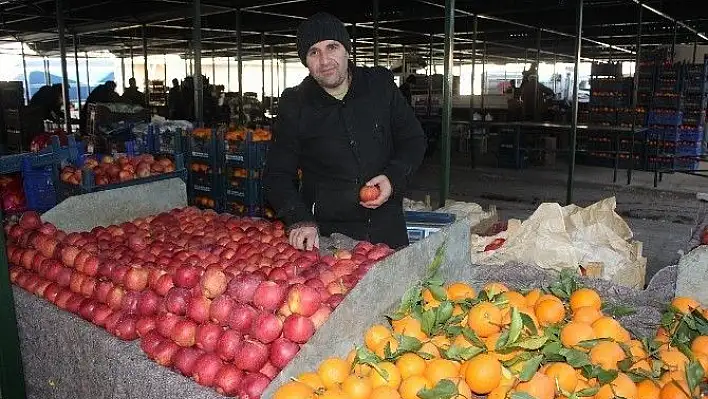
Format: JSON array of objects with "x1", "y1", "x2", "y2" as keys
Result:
[{"x1": 300, "y1": 60, "x2": 367, "y2": 108}]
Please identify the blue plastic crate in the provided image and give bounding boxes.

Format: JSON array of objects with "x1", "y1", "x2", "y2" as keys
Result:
[
  {"x1": 21, "y1": 157, "x2": 57, "y2": 212},
  {"x1": 148, "y1": 124, "x2": 186, "y2": 155},
  {"x1": 190, "y1": 128, "x2": 218, "y2": 159},
  {"x1": 677, "y1": 141, "x2": 703, "y2": 156},
  {"x1": 675, "y1": 157, "x2": 700, "y2": 171},
  {"x1": 648, "y1": 111, "x2": 683, "y2": 126},
  {"x1": 678, "y1": 128, "x2": 704, "y2": 142},
  {"x1": 646, "y1": 127, "x2": 677, "y2": 141},
  {"x1": 223, "y1": 130, "x2": 270, "y2": 169}
]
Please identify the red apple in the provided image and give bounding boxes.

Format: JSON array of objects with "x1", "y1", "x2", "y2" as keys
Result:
[
  {"x1": 171, "y1": 319, "x2": 197, "y2": 347},
  {"x1": 210, "y1": 295, "x2": 235, "y2": 326},
  {"x1": 250, "y1": 312, "x2": 283, "y2": 344},
  {"x1": 124, "y1": 267, "x2": 149, "y2": 291},
  {"x1": 228, "y1": 303, "x2": 258, "y2": 333},
  {"x1": 196, "y1": 322, "x2": 223, "y2": 352},
  {"x1": 269, "y1": 337, "x2": 300, "y2": 369},
  {"x1": 252, "y1": 281, "x2": 287, "y2": 312},
  {"x1": 309, "y1": 306, "x2": 332, "y2": 329},
  {"x1": 237, "y1": 372, "x2": 271, "y2": 399},
  {"x1": 286, "y1": 284, "x2": 321, "y2": 317},
  {"x1": 216, "y1": 330, "x2": 242, "y2": 362},
  {"x1": 227, "y1": 273, "x2": 265, "y2": 304},
  {"x1": 165, "y1": 287, "x2": 190, "y2": 315},
  {"x1": 201, "y1": 267, "x2": 227, "y2": 299},
  {"x1": 186, "y1": 295, "x2": 212, "y2": 324},
  {"x1": 214, "y1": 365, "x2": 244, "y2": 396},
  {"x1": 234, "y1": 339, "x2": 269, "y2": 372}
]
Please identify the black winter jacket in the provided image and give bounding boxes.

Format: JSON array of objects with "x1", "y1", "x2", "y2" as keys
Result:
[{"x1": 263, "y1": 65, "x2": 426, "y2": 249}]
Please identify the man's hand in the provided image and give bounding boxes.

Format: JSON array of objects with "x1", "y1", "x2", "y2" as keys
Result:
[
  {"x1": 288, "y1": 225, "x2": 320, "y2": 251},
  {"x1": 360, "y1": 175, "x2": 392, "y2": 209}
]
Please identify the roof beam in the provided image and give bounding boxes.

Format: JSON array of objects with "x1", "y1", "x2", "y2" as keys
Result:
[{"x1": 630, "y1": 0, "x2": 708, "y2": 41}]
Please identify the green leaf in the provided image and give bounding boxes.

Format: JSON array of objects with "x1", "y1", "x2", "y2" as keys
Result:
[
  {"x1": 510, "y1": 393, "x2": 537, "y2": 399},
  {"x1": 505, "y1": 307, "x2": 523, "y2": 347},
  {"x1": 519, "y1": 354, "x2": 544, "y2": 382},
  {"x1": 461, "y1": 327, "x2": 485, "y2": 347},
  {"x1": 442, "y1": 344, "x2": 485, "y2": 362},
  {"x1": 426, "y1": 244, "x2": 446, "y2": 280},
  {"x1": 575, "y1": 386, "x2": 600, "y2": 397},
  {"x1": 561, "y1": 348, "x2": 591, "y2": 368},
  {"x1": 495, "y1": 331, "x2": 511, "y2": 351},
  {"x1": 520, "y1": 312, "x2": 538, "y2": 335},
  {"x1": 417, "y1": 351, "x2": 435, "y2": 360},
  {"x1": 417, "y1": 379, "x2": 458, "y2": 399},
  {"x1": 384, "y1": 341, "x2": 393, "y2": 360},
  {"x1": 445, "y1": 325, "x2": 463, "y2": 338},
  {"x1": 686, "y1": 360, "x2": 705, "y2": 395},
  {"x1": 510, "y1": 336, "x2": 549, "y2": 350},
  {"x1": 602, "y1": 303, "x2": 636, "y2": 318},
  {"x1": 428, "y1": 285, "x2": 448, "y2": 302},
  {"x1": 353, "y1": 346, "x2": 383, "y2": 366},
  {"x1": 421, "y1": 310, "x2": 436, "y2": 336},
  {"x1": 436, "y1": 301, "x2": 454, "y2": 324},
  {"x1": 394, "y1": 335, "x2": 424, "y2": 356},
  {"x1": 617, "y1": 357, "x2": 635, "y2": 372},
  {"x1": 595, "y1": 368, "x2": 619, "y2": 385},
  {"x1": 391, "y1": 285, "x2": 423, "y2": 320},
  {"x1": 575, "y1": 338, "x2": 611, "y2": 350}
]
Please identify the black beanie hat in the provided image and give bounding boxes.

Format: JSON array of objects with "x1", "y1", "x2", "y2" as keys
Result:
[{"x1": 297, "y1": 12, "x2": 352, "y2": 66}]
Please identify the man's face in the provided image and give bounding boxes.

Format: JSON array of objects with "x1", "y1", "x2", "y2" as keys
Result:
[{"x1": 305, "y1": 40, "x2": 349, "y2": 89}]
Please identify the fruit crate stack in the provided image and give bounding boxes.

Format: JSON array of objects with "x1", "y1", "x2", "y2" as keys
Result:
[
  {"x1": 579, "y1": 63, "x2": 641, "y2": 169},
  {"x1": 187, "y1": 127, "x2": 222, "y2": 211},
  {"x1": 674, "y1": 59, "x2": 708, "y2": 171},
  {"x1": 222, "y1": 127, "x2": 273, "y2": 219}
]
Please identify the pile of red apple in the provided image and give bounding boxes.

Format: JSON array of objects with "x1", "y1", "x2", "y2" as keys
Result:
[
  {"x1": 59, "y1": 154, "x2": 176, "y2": 186},
  {"x1": 5, "y1": 208, "x2": 394, "y2": 398},
  {"x1": 702, "y1": 226, "x2": 708, "y2": 246}
]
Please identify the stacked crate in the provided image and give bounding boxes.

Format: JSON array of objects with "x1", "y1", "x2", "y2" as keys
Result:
[
  {"x1": 1, "y1": 81, "x2": 43, "y2": 154},
  {"x1": 222, "y1": 127, "x2": 273, "y2": 218},
  {"x1": 187, "y1": 127, "x2": 221, "y2": 210},
  {"x1": 675, "y1": 60, "x2": 708, "y2": 171}
]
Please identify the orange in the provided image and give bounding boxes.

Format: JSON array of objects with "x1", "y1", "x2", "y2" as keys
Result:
[
  {"x1": 452, "y1": 333, "x2": 475, "y2": 349},
  {"x1": 487, "y1": 385, "x2": 511, "y2": 399},
  {"x1": 659, "y1": 347, "x2": 689, "y2": 372},
  {"x1": 537, "y1": 294, "x2": 563, "y2": 305},
  {"x1": 398, "y1": 375, "x2": 432, "y2": 399},
  {"x1": 659, "y1": 370, "x2": 686, "y2": 387},
  {"x1": 535, "y1": 299, "x2": 566, "y2": 327},
  {"x1": 392, "y1": 316, "x2": 424, "y2": 337},
  {"x1": 544, "y1": 362, "x2": 578, "y2": 393},
  {"x1": 631, "y1": 360, "x2": 653, "y2": 373},
  {"x1": 347, "y1": 349, "x2": 372, "y2": 377},
  {"x1": 422, "y1": 288, "x2": 442, "y2": 306},
  {"x1": 560, "y1": 321, "x2": 595, "y2": 349},
  {"x1": 395, "y1": 353, "x2": 427, "y2": 379},
  {"x1": 500, "y1": 291, "x2": 527, "y2": 309},
  {"x1": 659, "y1": 380, "x2": 692, "y2": 399},
  {"x1": 696, "y1": 354, "x2": 708, "y2": 377},
  {"x1": 449, "y1": 377, "x2": 473, "y2": 399},
  {"x1": 317, "y1": 357, "x2": 350, "y2": 389},
  {"x1": 595, "y1": 372, "x2": 637, "y2": 399},
  {"x1": 483, "y1": 282, "x2": 509, "y2": 297},
  {"x1": 274, "y1": 381, "x2": 315, "y2": 399},
  {"x1": 464, "y1": 353, "x2": 502, "y2": 394},
  {"x1": 423, "y1": 358, "x2": 459, "y2": 385},
  {"x1": 636, "y1": 379, "x2": 661, "y2": 399},
  {"x1": 430, "y1": 335, "x2": 452, "y2": 351},
  {"x1": 656, "y1": 327, "x2": 671, "y2": 344},
  {"x1": 671, "y1": 296, "x2": 701, "y2": 314},
  {"x1": 628, "y1": 339, "x2": 648, "y2": 359},
  {"x1": 297, "y1": 372, "x2": 325, "y2": 390},
  {"x1": 589, "y1": 341, "x2": 626, "y2": 370},
  {"x1": 369, "y1": 386, "x2": 402, "y2": 399},
  {"x1": 525, "y1": 288, "x2": 543, "y2": 308},
  {"x1": 572, "y1": 305, "x2": 603, "y2": 324},
  {"x1": 446, "y1": 282, "x2": 476, "y2": 301},
  {"x1": 318, "y1": 388, "x2": 348, "y2": 399},
  {"x1": 467, "y1": 302, "x2": 502, "y2": 338},
  {"x1": 419, "y1": 341, "x2": 440, "y2": 358},
  {"x1": 691, "y1": 335, "x2": 708, "y2": 357},
  {"x1": 370, "y1": 362, "x2": 402, "y2": 389},
  {"x1": 592, "y1": 316, "x2": 631, "y2": 342},
  {"x1": 342, "y1": 374, "x2": 373, "y2": 399},
  {"x1": 373, "y1": 336, "x2": 399, "y2": 359},
  {"x1": 569, "y1": 287, "x2": 602, "y2": 311},
  {"x1": 515, "y1": 372, "x2": 555, "y2": 399},
  {"x1": 366, "y1": 324, "x2": 393, "y2": 351}
]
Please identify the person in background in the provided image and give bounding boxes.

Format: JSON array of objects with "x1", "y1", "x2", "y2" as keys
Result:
[
  {"x1": 121, "y1": 78, "x2": 147, "y2": 107},
  {"x1": 399, "y1": 74, "x2": 416, "y2": 107},
  {"x1": 29, "y1": 84, "x2": 64, "y2": 123},
  {"x1": 264, "y1": 12, "x2": 426, "y2": 251},
  {"x1": 167, "y1": 78, "x2": 184, "y2": 120},
  {"x1": 80, "y1": 81, "x2": 122, "y2": 134}
]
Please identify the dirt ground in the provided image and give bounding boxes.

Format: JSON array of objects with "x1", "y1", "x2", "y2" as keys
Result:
[{"x1": 407, "y1": 150, "x2": 707, "y2": 281}]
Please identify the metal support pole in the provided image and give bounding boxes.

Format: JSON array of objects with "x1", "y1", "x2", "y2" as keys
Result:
[
  {"x1": 276, "y1": 54, "x2": 280, "y2": 97},
  {"x1": 236, "y1": 8, "x2": 243, "y2": 124},
  {"x1": 227, "y1": 56, "x2": 231, "y2": 92},
  {"x1": 439, "y1": 0, "x2": 455, "y2": 209},
  {"x1": 57, "y1": 0, "x2": 72, "y2": 134},
  {"x1": 212, "y1": 56, "x2": 216, "y2": 86},
  {"x1": 627, "y1": 6, "x2": 642, "y2": 186},
  {"x1": 534, "y1": 28, "x2": 541, "y2": 121},
  {"x1": 193, "y1": 0, "x2": 204, "y2": 124},
  {"x1": 566, "y1": 0, "x2": 583, "y2": 205},
  {"x1": 44, "y1": 58, "x2": 50, "y2": 85},
  {"x1": 693, "y1": 34, "x2": 699, "y2": 64},
  {"x1": 121, "y1": 56, "x2": 126, "y2": 93},
  {"x1": 21, "y1": 42, "x2": 30, "y2": 105},
  {"x1": 428, "y1": 32, "x2": 433, "y2": 117},
  {"x1": 142, "y1": 24, "x2": 149, "y2": 106},
  {"x1": 352, "y1": 23, "x2": 357, "y2": 65},
  {"x1": 85, "y1": 53, "x2": 90, "y2": 94},
  {"x1": 73, "y1": 35, "x2": 81, "y2": 107},
  {"x1": 373, "y1": 0, "x2": 380, "y2": 66},
  {"x1": 270, "y1": 45, "x2": 274, "y2": 114},
  {"x1": 130, "y1": 45, "x2": 135, "y2": 78},
  {"x1": 261, "y1": 33, "x2": 266, "y2": 102},
  {"x1": 481, "y1": 43, "x2": 486, "y2": 111},
  {"x1": 469, "y1": 16, "x2": 477, "y2": 121},
  {"x1": 671, "y1": 21, "x2": 678, "y2": 63}
]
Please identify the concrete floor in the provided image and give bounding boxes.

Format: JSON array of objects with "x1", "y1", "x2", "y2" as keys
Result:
[{"x1": 407, "y1": 151, "x2": 707, "y2": 281}]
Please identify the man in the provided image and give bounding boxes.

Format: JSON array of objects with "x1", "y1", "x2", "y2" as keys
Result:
[
  {"x1": 168, "y1": 78, "x2": 184, "y2": 119},
  {"x1": 122, "y1": 78, "x2": 147, "y2": 107},
  {"x1": 80, "y1": 81, "x2": 122, "y2": 134},
  {"x1": 29, "y1": 84, "x2": 64, "y2": 123},
  {"x1": 264, "y1": 12, "x2": 426, "y2": 251},
  {"x1": 399, "y1": 74, "x2": 416, "y2": 107}
]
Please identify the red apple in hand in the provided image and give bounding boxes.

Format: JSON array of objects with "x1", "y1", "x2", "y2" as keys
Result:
[{"x1": 359, "y1": 185, "x2": 380, "y2": 202}]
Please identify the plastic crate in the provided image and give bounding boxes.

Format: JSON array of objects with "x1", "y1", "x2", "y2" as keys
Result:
[
  {"x1": 188, "y1": 160, "x2": 214, "y2": 189},
  {"x1": 651, "y1": 96, "x2": 682, "y2": 110},
  {"x1": 56, "y1": 154, "x2": 187, "y2": 201},
  {"x1": 189, "y1": 128, "x2": 218, "y2": 159},
  {"x1": 225, "y1": 199, "x2": 275, "y2": 219},
  {"x1": 223, "y1": 129, "x2": 271, "y2": 169},
  {"x1": 191, "y1": 194, "x2": 220, "y2": 211},
  {"x1": 149, "y1": 124, "x2": 187, "y2": 154},
  {"x1": 21, "y1": 157, "x2": 57, "y2": 212},
  {"x1": 678, "y1": 128, "x2": 704, "y2": 142},
  {"x1": 676, "y1": 141, "x2": 703, "y2": 156},
  {"x1": 675, "y1": 157, "x2": 700, "y2": 171},
  {"x1": 647, "y1": 111, "x2": 683, "y2": 126}
]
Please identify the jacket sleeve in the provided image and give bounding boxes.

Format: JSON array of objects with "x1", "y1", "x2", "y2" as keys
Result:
[
  {"x1": 263, "y1": 88, "x2": 316, "y2": 227},
  {"x1": 378, "y1": 68, "x2": 426, "y2": 198}
]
